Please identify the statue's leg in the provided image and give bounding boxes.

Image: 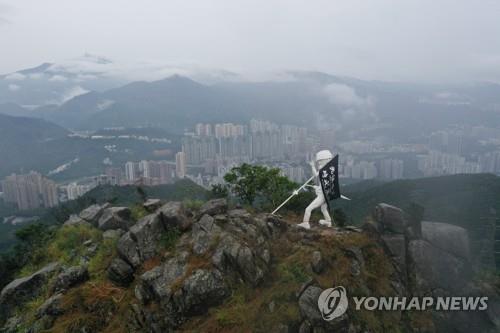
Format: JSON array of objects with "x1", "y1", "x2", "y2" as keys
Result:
[
  {"x1": 320, "y1": 203, "x2": 332, "y2": 222},
  {"x1": 302, "y1": 195, "x2": 324, "y2": 223}
]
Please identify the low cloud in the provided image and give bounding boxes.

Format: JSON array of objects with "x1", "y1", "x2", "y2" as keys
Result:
[
  {"x1": 46, "y1": 86, "x2": 89, "y2": 105},
  {"x1": 29, "y1": 73, "x2": 43, "y2": 80},
  {"x1": 49, "y1": 74, "x2": 68, "y2": 82},
  {"x1": 322, "y1": 83, "x2": 377, "y2": 123},
  {"x1": 323, "y1": 83, "x2": 373, "y2": 108},
  {"x1": 5, "y1": 72, "x2": 26, "y2": 81}
]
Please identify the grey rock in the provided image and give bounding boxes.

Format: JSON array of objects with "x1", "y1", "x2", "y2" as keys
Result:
[
  {"x1": 79, "y1": 203, "x2": 108, "y2": 226},
  {"x1": 296, "y1": 278, "x2": 316, "y2": 299},
  {"x1": 211, "y1": 233, "x2": 268, "y2": 286},
  {"x1": 117, "y1": 232, "x2": 141, "y2": 268},
  {"x1": 199, "y1": 198, "x2": 228, "y2": 216},
  {"x1": 228, "y1": 209, "x2": 251, "y2": 220},
  {"x1": 0, "y1": 262, "x2": 60, "y2": 319},
  {"x1": 53, "y1": 265, "x2": 89, "y2": 292},
  {"x1": 421, "y1": 221, "x2": 470, "y2": 260},
  {"x1": 103, "y1": 229, "x2": 125, "y2": 239},
  {"x1": 144, "y1": 199, "x2": 162, "y2": 212},
  {"x1": 311, "y1": 251, "x2": 325, "y2": 274},
  {"x1": 138, "y1": 257, "x2": 187, "y2": 301},
  {"x1": 408, "y1": 239, "x2": 470, "y2": 294},
  {"x1": 36, "y1": 293, "x2": 63, "y2": 318},
  {"x1": 159, "y1": 201, "x2": 190, "y2": 231},
  {"x1": 192, "y1": 214, "x2": 221, "y2": 255},
  {"x1": 98, "y1": 206, "x2": 132, "y2": 231},
  {"x1": 116, "y1": 213, "x2": 169, "y2": 268},
  {"x1": 108, "y1": 257, "x2": 135, "y2": 286},
  {"x1": 381, "y1": 234, "x2": 407, "y2": 276},
  {"x1": 174, "y1": 269, "x2": 229, "y2": 315},
  {"x1": 129, "y1": 213, "x2": 165, "y2": 262},
  {"x1": 373, "y1": 203, "x2": 406, "y2": 234},
  {"x1": 343, "y1": 247, "x2": 365, "y2": 277},
  {"x1": 298, "y1": 286, "x2": 323, "y2": 323}
]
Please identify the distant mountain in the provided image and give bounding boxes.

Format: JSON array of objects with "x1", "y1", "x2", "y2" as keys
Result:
[
  {"x1": 0, "y1": 113, "x2": 68, "y2": 143},
  {"x1": 3, "y1": 58, "x2": 500, "y2": 137},
  {"x1": 0, "y1": 55, "x2": 240, "y2": 108}
]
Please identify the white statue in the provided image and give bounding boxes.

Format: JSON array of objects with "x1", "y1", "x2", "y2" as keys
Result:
[{"x1": 297, "y1": 150, "x2": 334, "y2": 229}]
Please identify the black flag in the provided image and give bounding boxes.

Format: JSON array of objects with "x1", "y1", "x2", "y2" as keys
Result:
[{"x1": 319, "y1": 155, "x2": 340, "y2": 211}]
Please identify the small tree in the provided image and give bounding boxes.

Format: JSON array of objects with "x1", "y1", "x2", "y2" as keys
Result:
[
  {"x1": 210, "y1": 184, "x2": 229, "y2": 198},
  {"x1": 224, "y1": 163, "x2": 297, "y2": 209}
]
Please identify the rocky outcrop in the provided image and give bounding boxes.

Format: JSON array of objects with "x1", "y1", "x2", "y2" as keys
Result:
[
  {"x1": 0, "y1": 262, "x2": 60, "y2": 319},
  {"x1": 98, "y1": 206, "x2": 132, "y2": 231},
  {"x1": 408, "y1": 239, "x2": 469, "y2": 294},
  {"x1": 421, "y1": 221, "x2": 470, "y2": 260},
  {"x1": 125, "y1": 201, "x2": 277, "y2": 331},
  {"x1": 2, "y1": 199, "x2": 497, "y2": 333},
  {"x1": 198, "y1": 198, "x2": 228, "y2": 216},
  {"x1": 79, "y1": 203, "x2": 109, "y2": 226},
  {"x1": 143, "y1": 199, "x2": 162, "y2": 212},
  {"x1": 159, "y1": 201, "x2": 191, "y2": 231},
  {"x1": 108, "y1": 257, "x2": 135, "y2": 286},
  {"x1": 116, "y1": 209, "x2": 180, "y2": 269},
  {"x1": 52, "y1": 265, "x2": 89, "y2": 293}
]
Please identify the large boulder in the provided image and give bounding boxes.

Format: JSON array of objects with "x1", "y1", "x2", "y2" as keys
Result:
[
  {"x1": 108, "y1": 257, "x2": 135, "y2": 286},
  {"x1": 421, "y1": 221, "x2": 470, "y2": 260},
  {"x1": 408, "y1": 239, "x2": 470, "y2": 294},
  {"x1": 52, "y1": 265, "x2": 89, "y2": 292},
  {"x1": 137, "y1": 257, "x2": 188, "y2": 302},
  {"x1": 116, "y1": 212, "x2": 179, "y2": 269},
  {"x1": 116, "y1": 232, "x2": 142, "y2": 268},
  {"x1": 129, "y1": 213, "x2": 165, "y2": 262},
  {"x1": 211, "y1": 232, "x2": 269, "y2": 286},
  {"x1": 98, "y1": 207, "x2": 132, "y2": 231},
  {"x1": 36, "y1": 293, "x2": 64, "y2": 318},
  {"x1": 192, "y1": 215, "x2": 222, "y2": 255},
  {"x1": 373, "y1": 203, "x2": 406, "y2": 234},
  {"x1": 198, "y1": 199, "x2": 228, "y2": 217},
  {"x1": 143, "y1": 199, "x2": 162, "y2": 212},
  {"x1": 173, "y1": 269, "x2": 229, "y2": 315},
  {"x1": 79, "y1": 203, "x2": 109, "y2": 226},
  {"x1": 159, "y1": 201, "x2": 191, "y2": 231},
  {"x1": 381, "y1": 234, "x2": 407, "y2": 278},
  {"x1": 0, "y1": 262, "x2": 60, "y2": 319}
]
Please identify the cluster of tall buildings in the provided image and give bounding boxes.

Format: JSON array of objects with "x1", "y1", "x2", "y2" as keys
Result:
[
  {"x1": 125, "y1": 160, "x2": 176, "y2": 185},
  {"x1": 1, "y1": 172, "x2": 59, "y2": 210},
  {"x1": 417, "y1": 150, "x2": 481, "y2": 176},
  {"x1": 183, "y1": 120, "x2": 309, "y2": 168},
  {"x1": 340, "y1": 158, "x2": 404, "y2": 180}
]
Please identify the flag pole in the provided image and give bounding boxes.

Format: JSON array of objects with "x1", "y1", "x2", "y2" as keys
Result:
[{"x1": 271, "y1": 175, "x2": 315, "y2": 215}]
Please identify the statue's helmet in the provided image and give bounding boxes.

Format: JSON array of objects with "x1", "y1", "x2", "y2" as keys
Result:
[{"x1": 316, "y1": 150, "x2": 333, "y2": 162}]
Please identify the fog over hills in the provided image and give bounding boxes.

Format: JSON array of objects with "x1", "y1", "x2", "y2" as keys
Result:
[{"x1": 1, "y1": 56, "x2": 500, "y2": 138}]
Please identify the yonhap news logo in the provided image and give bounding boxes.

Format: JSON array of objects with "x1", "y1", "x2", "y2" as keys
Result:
[
  {"x1": 317, "y1": 286, "x2": 349, "y2": 321},
  {"x1": 317, "y1": 286, "x2": 489, "y2": 321}
]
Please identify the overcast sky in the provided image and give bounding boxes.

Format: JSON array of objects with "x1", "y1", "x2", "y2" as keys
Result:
[{"x1": 1, "y1": 0, "x2": 500, "y2": 83}]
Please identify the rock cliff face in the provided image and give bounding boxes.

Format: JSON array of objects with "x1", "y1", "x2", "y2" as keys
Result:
[{"x1": 1, "y1": 200, "x2": 499, "y2": 333}]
